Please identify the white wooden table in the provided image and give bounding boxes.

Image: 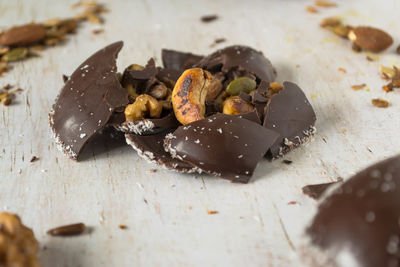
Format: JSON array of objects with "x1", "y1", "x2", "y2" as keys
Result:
[{"x1": 1, "y1": 0, "x2": 399, "y2": 266}]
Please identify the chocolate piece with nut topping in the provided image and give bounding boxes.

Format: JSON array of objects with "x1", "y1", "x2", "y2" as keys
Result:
[
  {"x1": 263, "y1": 82, "x2": 316, "y2": 158},
  {"x1": 49, "y1": 41, "x2": 129, "y2": 160},
  {"x1": 306, "y1": 155, "x2": 400, "y2": 267},
  {"x1": 195, "y1": 45, "x2": 276, "y2": 83},
  {"x1": 164, "y1": 113, "x2": 279, "y2": 183}
]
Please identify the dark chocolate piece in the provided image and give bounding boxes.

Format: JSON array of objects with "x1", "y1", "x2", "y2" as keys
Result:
[
  {"x1": 200, "y1": 15, "x2": 219, "y2": 23},
  {"x1": 125, "y1": 130, "x2": 199, "y2": 173},
  {"x1": 49, "y1": 41, "x2": 129, "y2": 159},
  {"x1": 252, "y1": 92, "x2": 267, "y2": 104},
  {"x1": 302, "y1": 178, "x2": 343, "y2": 200},
  {"x1": 161, "y1": 49, "x2": 203, "y2": 71},
  {"x1": 121, "y1": 58, "x2": 158, "y2": 94},
  {"x1": 195, "y1": 45, "x2": 276, "y2": 83},
  {"x1": 156, "y1": 67, "x2": 182, "y2": 84},
  {"x1": 238, "y1": 91, "x2": 252, "y2": 103},
  {"x1": 306, "y1": 155, "x2": 400, "y2": 267},
  {"x1": 234, "y1": 110, "x2": 261, "y2": 125},
  {"x1": 214, "y1": 38, "x2": 226, "y2": 44},
  {"x1": 164, "y1": 113, "x2": 279, "y2": 183},
  {"x1": 263, "y1": 82, "x2": 316, "y2": 158},
  {"x1": 115, "y1": 113, "x2": 180, "y2": 135}
]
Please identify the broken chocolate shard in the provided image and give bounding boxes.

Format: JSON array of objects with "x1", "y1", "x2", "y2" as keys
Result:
[
  {"x1": 115, "y1": 113, "x2": 180, "y2": 135},
  {"x1": 164, "y1": 113, "x2": 279, "y2": 183},
  {"x1": 125, "y1": 130, "x2": 200, "y2": 173},
  {"x1": 49, "y1": 41, "x2": 129, "y2": 160},
  {"x1": 302, "y1": 178, "x2": 343, "y2": 200},
  {"x1": 201, "y1": 15, "x2": 219, "y2": 23},
  {"x1": 161, "y1": 49, "x2": 204, "y2": 71},
  {"x1": 306, "y1": 155, "x2": 400, "y2": 267},
  {"x1": 263, "y1": 82, "x2": 316, "y2": 158},
  {"x1": 195, "y1": 45, "x2": 277, "y2": 83},
  {"x1": 121, "y1": 58, "x2": 158, "y2": 94}
]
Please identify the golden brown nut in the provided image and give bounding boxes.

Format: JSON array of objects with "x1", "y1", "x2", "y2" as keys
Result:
[
  {"x1": 222, "y1": 96, "x2": 254, "y2": 115},
  {"x1": 149, "y1": 83, "x2": 169, "y2": 99},
  {"x1": 172, "y1": 68, "x2": 219, "y2": 125},
  {"x1": 124, "y1": 94, "x2": 162, "y2": 121},
  {"x1": 348, "y1": 26, "x2": 393, "y2": 52},
  {"x1": 0, "y1": 212, "x2": 40, "y2": 267}
]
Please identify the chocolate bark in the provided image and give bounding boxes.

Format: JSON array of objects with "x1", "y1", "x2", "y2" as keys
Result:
[
  {"x1": 164, "y1": 113, "x2": 279, "y2": 183},
  {"x1": 125, "y1": 130, "x2": 199, "y2": 173},
  {"x1": 49, "y1": 41, "x2": 129, "y2": 159},
  {"x1": 195, "y1": 45, "x2": 277, "y2": 83},
  {"x1": 263, "y1": 82, "x2": 316, "y2": 158},
  {"x1": 306, "y1": 155, "x2": 400, "y2": 267}
]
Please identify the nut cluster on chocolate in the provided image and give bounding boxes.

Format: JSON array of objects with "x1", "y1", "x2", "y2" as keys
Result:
[{"x1": 49, "y1": 41, "x2": 316, "y2": 183}]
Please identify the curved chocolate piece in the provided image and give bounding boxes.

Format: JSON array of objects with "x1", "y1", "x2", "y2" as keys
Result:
[
  {"x1": 164, "y1": 113, "x2": 279, "y2": 183},
  {"x1": 195, "y1": 45, "x2": 276, "y2": 83},
  {"x1": 161, "y1": 49, "x2": 204, "y2": 71},
  {"x1": 263, "y1": 82, "x2": 316, "y2": 158},
  {"x1": 306, "y1": 155, "x2": 400, "y2": 267},
  {"x1": 121, "y1": 58, "x2": 157, "y2": 94},
  {"x1": 115, "y1": 113, "x2": 180, "y2": 135},
  {"x1": 125, "y1": 131, "x2": 200, "y2": 173},
  {"x1": 302, "y1": 178, "x2": 343, "y2": 200},
  {"x1": 49, "y1": 41, "x2": 129, "y2": 159}
]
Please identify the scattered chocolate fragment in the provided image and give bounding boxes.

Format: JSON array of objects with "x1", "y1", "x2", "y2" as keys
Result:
[
  {"x1": 125, "y1": 130, "x2": 200, "y2": 173},
  {"x1": 282, "y1": 159, "x2": 293, "y2": 165},
  {"x1": 302, "y1": 178, "x2": 343, "y2": 200},
  {"x1": 207, "y1": 210, "x2": 218, "y2": 215},
  {"x1": 371, "y1": 98, "x2": 389, "y2": 108},
  {"x1": 164, "y1": 113, "x2": 279, "y2": 183},
  {"x1": 118, "y1": 224, "x2": 128, "y2": 229},
  {"x1": 47, "y1": 223, "x2": 86, "y2": 236},
  {"x1": 62, "y1": 74, "x2": 69, "y2": 83},
  {"x1": 201, "y1": 15, "x2": 219, "y2": 23},
  {"x1": 49, "y1": 41, "x2": 129, "y2": 160},
  {"x1": 306, "y1": 155, "x2": 400, "y2": 267},
  {"x1": 263, "y1": 82, "x2": 316, "y2": 158},
  {"x1": 30, "y1": 156, "x2": 38, "y2": 163}
]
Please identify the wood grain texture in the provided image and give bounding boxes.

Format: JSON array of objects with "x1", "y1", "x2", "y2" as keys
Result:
[{"x1": 0, "y1": 0, "x2": 399, "y2": 266}]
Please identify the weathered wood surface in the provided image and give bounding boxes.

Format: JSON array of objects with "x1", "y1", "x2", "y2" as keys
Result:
[{"x1": 0, "y1": 0, "x2": 399, "y2": 266}]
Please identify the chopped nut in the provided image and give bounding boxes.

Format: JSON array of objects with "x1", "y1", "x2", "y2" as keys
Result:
[
  {"x1": 148, "y1": 83, "x2": 168, "y2": 99},
  {"x1": 125, "y1": 84, "x2": 139, "y2": 101},
  {"x1": 2, "y1": 47, "x2": 28, "y2": 62},
  {"x1": 338, "y1": 67, "x2": 346, "y2": 73},
  {"x1": 172, "y1": 68, "x2": 217, "y2": 125},
  {"x1": 332, "y1": 25, "x2": 352, "y2": 38},
  {"x1": 380, "y1": 65, "x2": 397, "y2": 80},
  {"x1": 351, "y1": 83, "x2": 366, "y2": 90},
  {"x1": 371, "y1": 98, "x2": 389, "y2": 108},
  {"x1": 268, "y1": 82, "x2": 284, "y2": 97},
  {"x1": 314, "y1": 0, "x2": 336, "y2": 7},
  {"x1": 226, "y1": 77, "x2": 256, "y2": 96},
  {"x1": 222, "y1": 96, "x2": 254, "y2": 115},
  {"x1": 382, "y1": 84, "x2": 392, "y2": 92},
  {"x1": 348, "y1": 26, "x2": 393, "y2": 52},
  {"x1": 128, "y1": 64, "x2": 144, "y2": 71},
  {"x1": 124, "y1": 94, "x2": 162, "y2": 121},
  {"x1": 206, "y1": 210, "x2": 218, "y2": 215},
  {"x1": 320, "y1": 17, "x2": 341, "y2": 28},
  {"x1": 1, "y1": 95, "x2": 12, "y2": 106},
  {"x1": 306, "y1": 6, "x2": 318, "y2": 13},
  {"x1": 0, "y1": 212, "x2": 40, "y2": 267},
  {"x1": 0, "y1": 24, "x2": 46, "y2": 46},
  {"x1": 47, "y1": 223, "x2": 86, "y2": 236}
]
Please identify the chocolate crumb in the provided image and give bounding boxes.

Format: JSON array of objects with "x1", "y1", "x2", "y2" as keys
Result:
[
  {"x1": 47, "y1": 223, "x2": 86, "y2": 236},
  {"x1": 30, "y1": 156, "x2": 38, "y2": 163},
  {"x1": 149, "y1": 168, "x2": 157, "y2": 173},
  {"x1": 201, "y1": 15, "x2": 218, "y2": 23},
  {"x1": 302, "y1": 178, "x2": 343, "y2": 200},
  {"x1": 92, "y1": 29, "x2": 104, "y2": 34},
  {"x1": 351, "y1": 83, "x2": 366, "y2": 90},
  {"x1": 288, "y1": 201, "x2": 298, "y2": 205},
  {"x1": 62, "y1": 74, "x2": 69, "y2": 83},
  {"x1": 282, "y1": 159, "x2": 293, "y2": 165},
  {"x1": 118, "y1": 224, "x2": 128, "y2": 230}
]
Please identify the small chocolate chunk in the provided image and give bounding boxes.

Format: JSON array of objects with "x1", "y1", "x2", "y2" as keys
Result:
[
  {"x1": 125, "y1": 130, "x2": 199, "y2": 173},
  {"x1": 47, "y1": 223, "x2": 86, "y2": 236},
  {"x1": 156, "y1": 67, "x2": 182, "y2": 84},
  {"x1": 161, "y1": 49, "x2": 204, "y2": 71},
  {"x1": 238, "y1": 91, "x2": 252, "y2": 103},
  {"x1": 252, "y1": 92, "x2": 267, "y2": 104},
  {"x1": 302, "y1": 178, "x2": 343, "y2": 200},
  {"x1": 196, "y1": 45, "x2": 277, "y2": 83},
  {"x1": 49, "y1": 41, "x2": 129, "y2": 160},
  {"x1": 200, "y1": 15, "x2": 219, "y2": 23},
  {"x1": 164, "y1": 113, "x2": 279, "y2": 183},
  {"x1": 306, "y1": 155, "x2": 400, "y2": 267},
  {"x1": 116, "y1": 113, "x2": 180, "y2": 135},
  {"x1": 121, "y1": 58, "x2": 158, "y2": 94},
  {"x1": 263, "y1": 82, "x2": 316, "y2": 158}
]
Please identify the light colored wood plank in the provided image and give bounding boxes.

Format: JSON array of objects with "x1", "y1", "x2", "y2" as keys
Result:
[{"x1": 0, "y1": 0, "x2": 399, "y2": 266}]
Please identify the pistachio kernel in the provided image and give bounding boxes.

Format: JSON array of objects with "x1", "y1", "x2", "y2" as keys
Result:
[
  {"x1": 2, "y1": 47, "x2": 28, "y2": 62},
  {"x1": 226, "y1": 77, "x2": 257, "y2": 96},
  {"x1": 222, "y1": 96, "x2": 254, "y2": 115}
]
